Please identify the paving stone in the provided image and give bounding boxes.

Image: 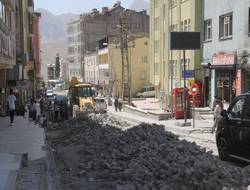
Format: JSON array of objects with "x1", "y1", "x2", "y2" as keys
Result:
[{"x1": 47, "y1": 114, "x2": 250, "y2": 189}]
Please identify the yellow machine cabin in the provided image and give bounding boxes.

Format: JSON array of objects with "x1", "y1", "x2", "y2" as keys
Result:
[{"x1": 68, "y1": 77, "x2": 94, "y2": 114}]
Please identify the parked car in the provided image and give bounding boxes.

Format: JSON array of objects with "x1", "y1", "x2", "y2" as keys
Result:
[
  {"x1": 216, "y1": 93, "x2": 250, "y2": 162},
  {"x1": 54, "y1": 95, "x2": 67, "y2": 104},
  {"x1": 46, "y1": 89, "x2": 54, "y2": 97},
  {"x1": 136, "y1": 85, "x2": 155, "y2": 98},
  {"x1": 94, "y1": 97, "x2": 107, "y2": 113}
]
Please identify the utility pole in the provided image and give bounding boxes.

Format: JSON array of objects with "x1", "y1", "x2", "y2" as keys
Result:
[{"x1": 119, "y1": 11, "x2": 131, "y2": 104}]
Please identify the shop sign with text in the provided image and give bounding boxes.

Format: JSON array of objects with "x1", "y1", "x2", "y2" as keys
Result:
[{"x1": 212, "y1": 53, "x2": 235, "y2": 66}]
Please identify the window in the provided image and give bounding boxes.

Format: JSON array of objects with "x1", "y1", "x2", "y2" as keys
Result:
[
  {"x1": 248, "y1": 8, "x2": 250, "y2": 34},
  {"x1": 219, "y1": 13, "x2": 233, "y2": 40},
  {"x1": 229, "y1": 98, "x2": 245, "y2": 119},
  {"x1": 154, "y1": 17, "x2": 160, "y2": 31},
  {"x1": 154, "y1": 40, "x2": 160, "y2": 53},
  {"x1": 68, "y1": 47, "x2": 75, "y2": 55},
  {"x1": 204, "y1": 19, "x2": 212, "y2": 41},
  {"x1": 170, "y1": 24, "x2": 177, "y2": 32},
  {"x1": 0, "y1": 2, "x2": 2, "y2": 20},
  {"x1": 142, "y1": 56, "x2": 148, "y2": 64},
  {"x1": 154, "y1": 63, "x2": 160, "y2": 75},
  {"x1": 140, "y1": 71, "x2": 146, "y2": 80},
  {"x1": 181, "y1": 59, "x2": 190, "y2": 72},
  {"x1": 170, "y1": 0, "x2": 177, "y2": 8},
  {"x1": 154, "y1": 0, "x2": 160, "y2": 7},
  {"x1": 2, "y1": 3, "x2": 5, "y2": 23},
  {"x1": 169, "y1": 60, "x2": 177, "y2": 78},
  {"x1": 184, "y1": 20, "x2": 188, "y2": 31},
  {"x1": 180, "y1": 21, "x2": 184, "y2": 31},
  {"x1": 188, "y1": 19, "x2": 191, "y2": 31}
]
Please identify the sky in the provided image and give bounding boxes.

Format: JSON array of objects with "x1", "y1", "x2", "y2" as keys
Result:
[{"x1": 34, "y1": 0, "x2": 140, "y2": 15}]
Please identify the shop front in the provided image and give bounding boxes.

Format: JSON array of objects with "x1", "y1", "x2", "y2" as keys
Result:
[
  {"x1": 237, "y1": 56, "x2": 250, "y2": 95},
  {"x1": 211, "y1": 53, "x2": 236, "y2": 104}
]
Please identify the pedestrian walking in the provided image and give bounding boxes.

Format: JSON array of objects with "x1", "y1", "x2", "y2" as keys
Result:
[
  {"x1": 34, "y1": 100, "x2": 40, "y2": 123},
  {"x1": 7, "y1": 89, "x2": 16, "y2": 126},
  {"x1": 114, "y1": 97, "x2": 118, "y2": 112},
  {"x1": 28, "y1": 99, "x2": 36, "y2": 121},
  {"x1": 118, "y1": 101, "x2": 122, "y2": 112},
  {"x1": 211, "y1": 99, "x2": 223, "y2": 134},
  {"x1": 211, "y1": 96, "x2": 218, "y2": 111}
]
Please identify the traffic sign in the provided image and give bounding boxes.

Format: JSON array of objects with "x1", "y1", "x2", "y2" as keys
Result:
[{"x1": 190, "y1": 84, "x2": 199, "y2": 96}]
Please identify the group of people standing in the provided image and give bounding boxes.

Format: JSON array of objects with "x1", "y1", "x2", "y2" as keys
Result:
[{"x1": 6, "y1": 89, "x2": 46, "y2": 127}]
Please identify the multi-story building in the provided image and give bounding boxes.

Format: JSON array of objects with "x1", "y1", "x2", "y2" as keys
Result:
[
  {"x1": 111, "y1": 36, "x2": 150, "y2": 97},
  {"x1": 97, "y1": 36, "x2": 150, "y2": 97},
  {"x1": 84, "y1": 52, "x2": 99, "y2": 85},
  {"x1": 150, "y1": 0, "x2": 201, "y2": 108},
  {"x1": 47, "y1": 64, "x2": 55, "y2": 80},
  {"x1": 6, "y1": 0, "x2": 35, "y2": 105},
  {"x1": 33, "y1": 12, "x2": 42, "y2": 97},
  {"x1": 202, "y1": 0, "x2": 250, "y2": 106},
  {"x1": 0, "y1": 0, "x2": 16, "y2": 112},
  {"x1": 80, "y1": 1, "x2": 149, "y2": 81},
  {"x1": 66, "y1": 19, "x2": 82, "y2": 82}
]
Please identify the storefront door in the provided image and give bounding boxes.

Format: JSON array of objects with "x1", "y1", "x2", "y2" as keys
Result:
[{"x1": 216, "y1": 71, "x2": 235, "y2": 103}]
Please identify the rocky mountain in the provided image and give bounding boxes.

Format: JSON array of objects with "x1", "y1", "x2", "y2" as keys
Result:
[
  {"x1": 130, "y1": 0, "x2": 149, "y2": 12},
  {"x1": 37, "y1": 8, "x2": 79, "y2": 43},
  {"x1": 37, "y1": 9, "x2": 79, "y2": 80}
]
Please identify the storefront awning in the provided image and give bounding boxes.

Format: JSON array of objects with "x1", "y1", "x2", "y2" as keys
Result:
[{"x1": 210, "y1": 64, "x2": 235, "y2": 69}]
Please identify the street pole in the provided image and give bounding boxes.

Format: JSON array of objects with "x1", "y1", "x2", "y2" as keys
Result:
[{"x1": 183, "y1": 50, "x2": 187, "y2": 124}]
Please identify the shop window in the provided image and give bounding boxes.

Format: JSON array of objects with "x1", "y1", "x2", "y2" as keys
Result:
[
  {"x1": 219, "y1": 13, "x2": 233, "y2": 40},
  {"x1": 204, "y1": 19, "x2": 212, "y2": 41}
]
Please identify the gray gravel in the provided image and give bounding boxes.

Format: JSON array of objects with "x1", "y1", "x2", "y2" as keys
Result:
[{"x1": 47, "y1": 114, "x2": 250, "y2": 190}]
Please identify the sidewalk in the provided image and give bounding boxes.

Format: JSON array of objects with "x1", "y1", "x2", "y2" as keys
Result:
[
  {"x1": 108, "y1": 106, "x2": 214, "y2": 136},
  {"x1": 0, "y1": 116, "x2": 46, "y2": 190}
]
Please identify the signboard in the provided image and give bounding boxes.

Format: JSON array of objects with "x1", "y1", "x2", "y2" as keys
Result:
[
  {"x1": 236, "y1": 69, "x2": 242, "y2": 96},
  {"x1": 212, "y1": 53, "x2": 235, "y2": 66},
  {"x1": 17, "y1": 80, "x2": 31, "y2": 90},
  {"x1": 169, "y1": 32, "x2": 200, "y2": 50},
  {"x1": 190, "y1": 84, "x2": 199, "y2": 96},
  {"x1": 182, "y1": 70, "x2": 194, "y2": 78}
]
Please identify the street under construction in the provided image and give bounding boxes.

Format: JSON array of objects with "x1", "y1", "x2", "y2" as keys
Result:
[{"x1": 44, "y1": 113, "x2": 250, "y2": 190}]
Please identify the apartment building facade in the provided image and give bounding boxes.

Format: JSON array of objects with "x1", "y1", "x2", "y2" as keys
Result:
[
  {"x1": 84, "y1": 52, "x2": 99, "y2": 85},
  {"x1": 66, "y1": 19, "x2": 82, "y2": 82},
  {"x1": 0, "y1": 0, "x2": 16, "y2": 112},
  {"x1": 80, "y1": 2, "x2": 149, "y2": 81},
  {"x1": 202, "y1": 0, "x2": 250, "y2": 106},
  {"x1": 150, "y1": 0, "x2": 201, "y2": 108}
]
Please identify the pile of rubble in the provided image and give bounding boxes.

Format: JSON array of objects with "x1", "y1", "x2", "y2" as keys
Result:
[{"x1": 47, "y1": 114, "x2": 250, "y2": 190}]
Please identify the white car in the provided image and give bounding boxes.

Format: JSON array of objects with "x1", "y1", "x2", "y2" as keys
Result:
[
  {"x1": 94, "y1": 97, "x2": 107, "y2": 113},
  {"x1": 136, "y1": 85, "x2": 155, "y2": 98},
  {"x1": 46, "y1": 89, "x2": 54, "y2": 97}
]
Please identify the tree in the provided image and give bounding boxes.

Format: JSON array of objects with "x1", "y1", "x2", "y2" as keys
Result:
[{"x1": 55, "y1": 53, "x2": 60, "y2": 79}]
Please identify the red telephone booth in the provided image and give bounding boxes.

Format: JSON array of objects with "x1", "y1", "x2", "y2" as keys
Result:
[{"x1": 173, "y1": 88, "x2": 185, "y2": 119}]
